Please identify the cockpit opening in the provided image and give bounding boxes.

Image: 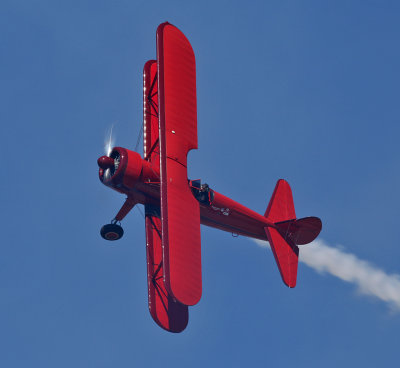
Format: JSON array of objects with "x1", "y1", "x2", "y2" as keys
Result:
[{"x1": 189, "y1": 179, "x2": 214, "y2": 205}]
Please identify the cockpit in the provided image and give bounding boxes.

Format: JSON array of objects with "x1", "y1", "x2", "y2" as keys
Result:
[{"x1": 189, "y1": 179, "x2": 215, "y2": 205}]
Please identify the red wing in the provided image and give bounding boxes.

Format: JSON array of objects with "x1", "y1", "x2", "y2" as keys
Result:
[
  {"x1": 157, "y1": 23, "x2": 202, "y2": 306},
  {"x1": 143, "y1": 60, "x2": 188, "y2": 332},
  {"x1": 143, "y1": 60, "x2": 160, "y2": 169},
  {"x1": 145, "y1": 212, "x2": 188, "y2": 333}
]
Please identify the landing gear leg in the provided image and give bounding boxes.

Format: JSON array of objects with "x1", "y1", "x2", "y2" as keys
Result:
[{"x1": 99, "y1": 197, "x2": 136, "y2": 241}]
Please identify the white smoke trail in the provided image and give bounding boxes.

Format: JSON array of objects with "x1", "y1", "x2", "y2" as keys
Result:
[{"x1": 254, "y1": 238, "x2": 400, "y2": 311}]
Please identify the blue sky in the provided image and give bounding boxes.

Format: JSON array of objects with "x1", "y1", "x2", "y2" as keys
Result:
[{"x1": 2, "y1": 1, "x2": 400, "y2": 367}]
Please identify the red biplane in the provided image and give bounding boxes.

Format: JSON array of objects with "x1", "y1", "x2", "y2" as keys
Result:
[{"x1": 97, "y1": 22, "x2": 322, "y2": 333}]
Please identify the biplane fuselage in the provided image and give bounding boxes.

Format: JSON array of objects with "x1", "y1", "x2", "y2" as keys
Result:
[
  {"x1": 97, "y1": 22, "x2": 322, "y2": 333},
  {"x1": 98, "y1": 148, "x2": 274, "y2": 242}
]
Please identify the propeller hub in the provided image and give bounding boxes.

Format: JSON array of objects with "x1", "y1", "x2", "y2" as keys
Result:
[{"x1": 97, "y1": 156, "x2": 114, "y2": 170}]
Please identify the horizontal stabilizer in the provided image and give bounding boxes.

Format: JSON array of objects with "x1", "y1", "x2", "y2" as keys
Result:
[
  {"x1": 275, "y1": 217, "x2": 322, "y2": 245},
  {"x1": 264, "y1": 180, "x2": 322, "y2": 287},
  {"x1": 265, "y1": 227, "x2": 299, "y2": 288}
]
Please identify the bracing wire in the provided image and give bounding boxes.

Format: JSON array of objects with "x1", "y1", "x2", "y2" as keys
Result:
[
  {"x1": 134, "y1": 123, "x2": 143, "y2": 152},
  {"x1": 136, "y1": 205, "x2": 145, "y2": 219}
]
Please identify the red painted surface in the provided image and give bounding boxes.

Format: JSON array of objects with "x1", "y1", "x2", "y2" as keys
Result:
[
  {"x1": 275, "y1": 217, "x2": 322, "y2": 245},
  {"x1": 143, "y1": 60, "x2": 160, "y2": 168},
  {"x1": 143, "y1": 59, "x2": 189, "y2": 332},
  {"x1": 200, "y1": 190, "x2": 274, "y2": 240},
  {"x1": 97, "y1": 151, "x2": 322, "y2": 323},
  {"x1": 145, "y1": 214, "x2": 188, "y2": 333},
  {"x1": 97, "y1": 22, "x2": 323, "y2": 332},
  {"x1": 265, "y1": 179, "x2": 296, "y2": 222},
  {"x1": 157, "y1": 22, "x2": 202, "y2": 306},
  {"x1": 97, "y1": 156, "x2": 114, "y2": 170},
  {"x1": 98, "y1": 147, "x2": 143, "y2": 190},
  {"x1": 264, "y1": 179, "x2": 299, "y2": 288},
  {"x1": 265, "y1": 226, "x2": 299, "y2": 288},
  {"x1": 115, "y1": 197, "x2": 136, "y2": 222}
]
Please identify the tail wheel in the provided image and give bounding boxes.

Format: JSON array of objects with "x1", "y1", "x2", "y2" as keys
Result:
[{"x1": 100, "y1": 222, "x2": 124, "y2": 241}]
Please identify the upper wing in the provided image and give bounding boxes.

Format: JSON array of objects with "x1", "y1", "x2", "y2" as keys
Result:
[{"x1": 157, "y1": 23, "x2": 202, "y2": 306}]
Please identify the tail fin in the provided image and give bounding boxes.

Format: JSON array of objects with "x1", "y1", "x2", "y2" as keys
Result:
[
  {"x1": 264, "y1": 180, "x2": 322, "y2": 288},
  {"x1": 264, "y1": 179, "x2": 296, "y2": 222}
]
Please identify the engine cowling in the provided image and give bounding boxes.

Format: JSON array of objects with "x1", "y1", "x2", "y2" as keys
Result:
[{"x1": 98, "y1": 147, "x2": 158, "y2": 191}]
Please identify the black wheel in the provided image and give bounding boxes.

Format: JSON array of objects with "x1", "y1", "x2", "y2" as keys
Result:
[{"x1": 100, "y1": 223, "x2": 124, "y2": 241}]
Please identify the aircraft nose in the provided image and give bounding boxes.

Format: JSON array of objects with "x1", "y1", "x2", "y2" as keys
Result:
[{"x1": 97, "y1": 156, "x2": 114, "y2": 170}]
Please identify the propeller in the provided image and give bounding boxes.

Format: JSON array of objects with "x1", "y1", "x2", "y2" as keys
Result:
[
  {"x1": 103, "y1": 125, "x2": 115, "y2": 180},
  {"x1": 98, "y1": 122, "x2": 142, "y2": 182}
]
